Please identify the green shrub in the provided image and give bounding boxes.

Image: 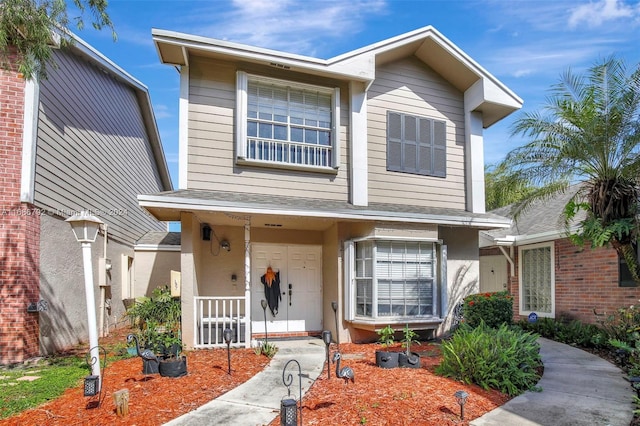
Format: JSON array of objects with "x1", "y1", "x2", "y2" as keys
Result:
[
  {"x1": 517, "y1": 317, "x2": 606, "y2": 348},
  {"x1": 436, "y1": 322, "x2": 542, "y2": 396},
  {"x1": 595, "y1": 305, "x2": 640, "y2": 344},
  {"x1": 462, "y1": 291, "x2": 513, "y2": 328}
]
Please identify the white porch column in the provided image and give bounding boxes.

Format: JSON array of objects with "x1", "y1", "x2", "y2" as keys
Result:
[
  {"x1": 244, "y1": 219, "x2": 251, "y2": 347},
  {"x1": 181, "y1": 212, "x2": 196, "y2": 349}
]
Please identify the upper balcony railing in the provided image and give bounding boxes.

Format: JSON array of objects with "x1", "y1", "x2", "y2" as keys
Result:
[{"x1": 245, "y1": 138, "x2": 332, "y2": 168}]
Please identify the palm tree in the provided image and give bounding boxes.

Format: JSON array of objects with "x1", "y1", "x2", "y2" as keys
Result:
[
  {"x1": 485, "y1": 162, "x2": 535, "y2": 210},
  {"x1": 502, "y1": 56, "x2": 640, "y2": 281}
]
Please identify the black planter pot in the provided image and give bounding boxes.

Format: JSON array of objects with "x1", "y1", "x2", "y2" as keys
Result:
[
  {"x1": 159, "y1": 356, "x2": 187, "y2": 378},
  {"x1": 398, "y1": 352, "x2": 421, "y2": 368},
  {"x1": 375, "y1": 350, "x2": 399, "y2": 368},
  {"x1": 142, "y1": 358, "x2": 159, "y2": 375}
]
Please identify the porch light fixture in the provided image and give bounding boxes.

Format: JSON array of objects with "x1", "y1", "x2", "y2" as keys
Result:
[
  {"x1": 223, "y1": 328, "x2": 233, "y2": 374},
  {"x1": 454, "y1": 390, "x2": 469, "y2": 420},
  {"x1": 202, "y1": 224, "x2": 212, "y2": 241},
  {"x1": 322, "y1": 330, "x2": 332, "y2": 379},
  {"x1": 66, "y1": 211, "x2": 103, "y2": 385},
  {"x1": 220, "y1": 240, "x2": 230, "y2": 251}
]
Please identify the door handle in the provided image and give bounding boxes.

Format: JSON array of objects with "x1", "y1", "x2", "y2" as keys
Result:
[{"x1": 288, "y1": 283, "x2": 292, "y2": 306}]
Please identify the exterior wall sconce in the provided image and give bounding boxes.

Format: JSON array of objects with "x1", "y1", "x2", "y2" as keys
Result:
[
  {"x1": 220, "y1": 240, "x2": 230, "y2": 251},
  {"x1": 454, "y1": 390, "x2": 469, "y2": 420},
  {"x1": 202, "y1": 224, "x2": 212, "y2": 241},
  {"x1": 231, "y1": 274, "x2": 237, "y2": 282}
]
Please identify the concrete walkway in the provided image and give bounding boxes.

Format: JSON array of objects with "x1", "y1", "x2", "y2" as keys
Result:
[
  {"x1": 164, "y1": 337, "x2": 636, "y2": 426},
  {"x1": 472, "y1": 337, "x2": 636, "y2": 426},
  {"x1": 164, "y1": 338, "x2": 326, "y2": 426}
]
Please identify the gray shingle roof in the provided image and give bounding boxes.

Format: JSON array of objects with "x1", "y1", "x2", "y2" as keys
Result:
[
  {"x1": 136, "y1": 231, "x2": 181, "y2": 246},
  {"x1": 142, "y1": 189, "x2": 512, "y2": 229}
]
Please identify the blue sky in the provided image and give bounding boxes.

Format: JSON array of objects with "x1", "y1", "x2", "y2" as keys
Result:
[{"x1": 73, "y1": 0, "x2": 640, "y2": 189}]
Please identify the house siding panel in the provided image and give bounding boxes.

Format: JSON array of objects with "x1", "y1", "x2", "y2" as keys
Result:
[
  {"x1": 367, "y1": 57, "x2": 466, "y2": 209},
  {"x1": 34, "y1": 48, "x2": 166, "y2": 246},
  {"x1": 186, "y1": 57, "x2": 349, "y2": 201}
]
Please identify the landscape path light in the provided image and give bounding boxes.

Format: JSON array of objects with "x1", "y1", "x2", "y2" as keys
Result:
[
  {"x1": 66, "y1": 211, "x2": 103, "y2": 386},
  {"x1": 454, "y1": 390, "x2": 469, "y2": 420}
]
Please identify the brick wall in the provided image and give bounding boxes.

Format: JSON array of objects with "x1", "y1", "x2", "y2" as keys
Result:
[
  {"x1": 509, "y1": 239, "x2": 640, "y2": 325},
  {"x1": 0, "y1": 48, "x2": 41, "y2": 364}
]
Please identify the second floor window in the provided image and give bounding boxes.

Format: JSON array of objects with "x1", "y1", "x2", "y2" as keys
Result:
[
  {"x1": 237, "y1": 71, "x2": 340, "y2": 171},
  {"x1": 387, "y1": 111, "x2": 446, "y2": 177}
]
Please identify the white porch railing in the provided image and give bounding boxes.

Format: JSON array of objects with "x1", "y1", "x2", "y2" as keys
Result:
[{"x1": 194, "y1": 296, "x2": 248, "y2": 349}]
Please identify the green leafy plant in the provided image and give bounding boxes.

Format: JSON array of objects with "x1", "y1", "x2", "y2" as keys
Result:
[
  {"x1": 517, "y1": 317, "x2": 605, "y2": 348},
  {"x1": 125, "y1": 286, "x2": 181, "y2": 356},
  {"x1": 377, "y1": 325, "x2": 395, "y2": 348},
  {"x1": 462, "y1": 291, "x2": 513, "y2": 329},
  {"x1": 254, "y1": 341, "x2": 278, "y2": 358},
  {"x1": 436, "y1": 321, "x2": 542, "y2": 396},
  {"x1": 401, "y1": 324, "x2": 419, "y2": 356}
]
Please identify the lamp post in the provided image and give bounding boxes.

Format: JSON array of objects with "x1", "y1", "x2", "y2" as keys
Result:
[
  {"x1": 331, "y1": 301, "x2": 339, "y2": 347},
  {"x1": 223, "y1": 328, "x2": 233, "y2": 374},
  {"x1": 66, "y1": 211, "x2": 103, "y2": 384},
  {"x1": 261, "y1": 299, "x2": 268, "y2": 347},
  {"x1": 454, "y1": 390, "x2": 469, "y2": 420},
  {"x1": 322, "y1": 330, "x2": 332, "y2": 379}
]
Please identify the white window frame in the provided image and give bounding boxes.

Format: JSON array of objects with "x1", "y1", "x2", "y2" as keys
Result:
[
  {"x1": 344, "y1": 238, "x2": 442, "y2": 323},
  {"x1": 236, "y1": 71, "x2": 340, "y2": 172},
  {"x1": 518, "y1": 242, "x2": 555, "y2": 318}
]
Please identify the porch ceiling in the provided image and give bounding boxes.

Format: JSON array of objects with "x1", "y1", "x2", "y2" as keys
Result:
[{"x1": 138, "y1": 189, "x2": 512, "y2": 230}]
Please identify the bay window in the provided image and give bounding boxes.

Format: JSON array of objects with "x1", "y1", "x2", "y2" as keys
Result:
[{"x1": 346, "y1": 239, "x2": 441, "y2": 321}]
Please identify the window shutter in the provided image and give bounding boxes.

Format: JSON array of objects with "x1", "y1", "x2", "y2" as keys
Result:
[
  {"x1": 343, "y1": 240, "x2": 355, "y2": 321},
  {"x1": 433, "y1": 120, "x2": 446, "y2": 177},
  {"x1": 387, "y1": 112, "x2": 402, "y2": 170}
]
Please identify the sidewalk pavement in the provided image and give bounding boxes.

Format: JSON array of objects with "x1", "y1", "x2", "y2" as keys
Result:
[
  {"x1": 471, "y1": 337, "x2": 636, "y2": 426},
  {"x1": 163, "y1": 338, "x2": 326, "y2": 426}
]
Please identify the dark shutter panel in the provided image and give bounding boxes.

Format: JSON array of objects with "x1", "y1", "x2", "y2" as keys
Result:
[
  {"x1": 433, "y1": 120, "x2": 446, "y2": 177},
  {"x1": 388, "y1": 112, "x2": 403, "y2": 171},
  {"x1": 418, "y1": 118, "x2": 431, "y2": 175}
]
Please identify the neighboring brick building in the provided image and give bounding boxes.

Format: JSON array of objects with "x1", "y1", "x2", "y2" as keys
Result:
[
  {"x1": 479, "y1": 188, "x2": 640, "y2": 325},
  {"x1": 0, "y1": 38, "x2": 172, "y2": 364},
  {"x1": 0, "y1": 47, "x2": 41, "y2": 363}
]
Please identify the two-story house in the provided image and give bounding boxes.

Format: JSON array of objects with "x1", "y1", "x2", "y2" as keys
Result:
[
  {"x1": 0, "y1": 33, "x2": 172, "y2": 364},
  {"x1": 139, "y1": 26, "x2": 522, "y2": 349}
]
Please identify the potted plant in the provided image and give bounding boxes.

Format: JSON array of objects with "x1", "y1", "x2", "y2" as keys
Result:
[
  {"x1": 125, "y1": 286, "x2": 185, "y2": 376},
  {"x1": 398, "y1": 324, "x2": 421, "y2": 368},
  {"x1": 375, "y1": 325, "x2": 399, "y2": 368}
]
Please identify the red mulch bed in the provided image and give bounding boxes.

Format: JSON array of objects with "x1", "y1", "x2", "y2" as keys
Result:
[{"x1": 0, "y1": 328, "x2": 511, "y2": 426}]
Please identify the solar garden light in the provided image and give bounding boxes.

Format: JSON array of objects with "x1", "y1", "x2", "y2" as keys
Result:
[
  {"x1": 322, "y1": 330, "x2": 332, "y2": 379},
  {"x1": 261, "y1": 299, "x2": 269, "y2": 347},
  {"x1": 331, "y1": 301, "x2": 339, "y2": 347},
  {"x1": 454, "y1": 390, "x2": 469, "y2": 420},
  {"x1": 281, "y1": 359, "x2": 302, "y2": 426},
  {"x1": 223, "y1": 328, "x2": 233, "y2": 374},
  {"x1": 66, "y1": 211, "x2": 103, "y2": 385}
]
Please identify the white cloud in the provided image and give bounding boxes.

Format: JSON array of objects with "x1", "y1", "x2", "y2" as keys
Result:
[
  {"x1": 568, "y1": 0, "x2": 636, "y2": 28},
  {"x1": 184, "y1": 0, "x2": 388, "y2": 57}
]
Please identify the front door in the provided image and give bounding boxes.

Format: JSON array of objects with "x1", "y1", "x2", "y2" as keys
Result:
[
  {"x1": 251, "y1": 244, "x2": 322, "y2": 334},
  {"x1": 480, "y1": 255, "x2": 508, "y2": 293}
]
